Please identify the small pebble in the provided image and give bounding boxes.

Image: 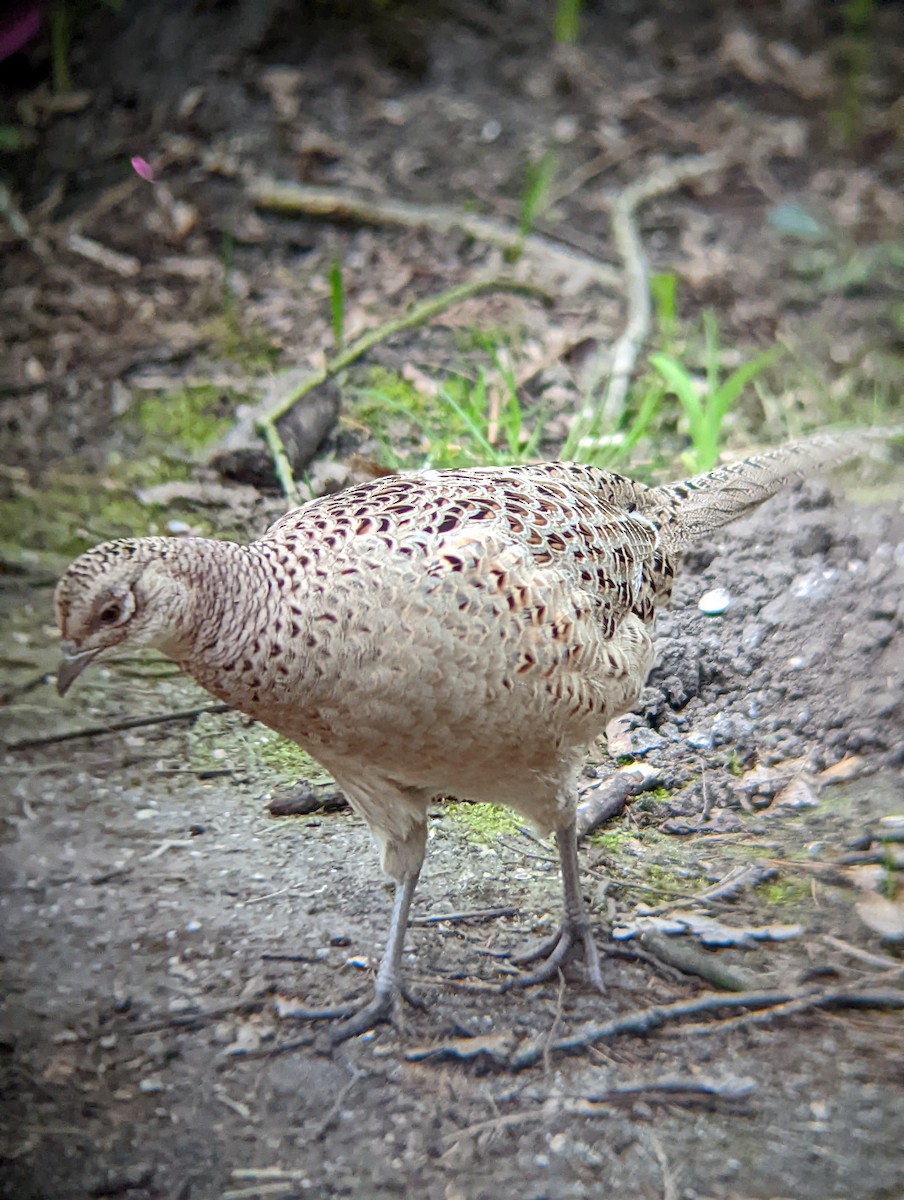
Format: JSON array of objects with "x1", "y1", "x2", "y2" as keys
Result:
[
  {"x1": 878, "y1": 815, "x2": 904, "y2": 832},
  {"x1": 698, "y1": 587, "x2": 731, "y2": 615},
  {"x1": 790, "y1": 569, "x2": 837, "y2": 601}
]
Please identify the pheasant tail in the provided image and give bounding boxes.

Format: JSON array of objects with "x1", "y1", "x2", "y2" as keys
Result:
[{"x1": 646, "y1": 429, "x2": 884, "y2": 551}]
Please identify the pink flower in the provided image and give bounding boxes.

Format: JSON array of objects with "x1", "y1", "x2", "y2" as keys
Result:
[
  {"x1": 0, "y1": 3, "x2": 44, "y2": 62},
  {"x1": 131, "y1": 156, "x2": 156, "y2": 183}
]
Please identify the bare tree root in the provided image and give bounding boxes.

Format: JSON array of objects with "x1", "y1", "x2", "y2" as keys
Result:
[{"x1": 574, "y1": 152, "x2": 727, "y2": 445}]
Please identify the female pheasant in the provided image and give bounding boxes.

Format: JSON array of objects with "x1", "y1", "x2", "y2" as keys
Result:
[{"x1": 54, "y1": 432, "x2": 871, "y2": 1037}]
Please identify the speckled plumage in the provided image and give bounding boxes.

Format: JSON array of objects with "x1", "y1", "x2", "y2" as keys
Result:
[{"x1": 54, "y1": 432, "x2": 871, "y2": 1033}]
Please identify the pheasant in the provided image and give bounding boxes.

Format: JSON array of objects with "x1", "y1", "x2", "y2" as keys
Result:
[{"x1": 54, "y1": 431, "x2": 873, "y2": 1037}]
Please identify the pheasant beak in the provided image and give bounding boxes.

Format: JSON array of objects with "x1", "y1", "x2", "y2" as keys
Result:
[{"x1": 56, "y1": 644, "x2": 101, "y2": 696}]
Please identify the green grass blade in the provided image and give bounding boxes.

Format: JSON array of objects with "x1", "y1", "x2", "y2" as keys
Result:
[
  {"x1": 328, "y1": 258, "x2": 345, "y2": 349},
  {"x1": 554, "y1": 0, "x2": 582, "y2": 44},
  {"x1": 519, "y1": 153, "x2": 557, "y2": 238},
  {"x1": 649, "y1": 352, "x2": 705, "y2": 441},
  {"x1": 712, "y1": 346, "x2": 784, "y2": 419}
]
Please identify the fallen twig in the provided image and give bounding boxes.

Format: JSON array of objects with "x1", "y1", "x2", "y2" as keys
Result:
[
  {"x1": 253, "y1": 276, "x2": 552, "y2": 502},
  {"x1": 0, "y1": 671, "x2": 52, "y2": 706},
  {"x1": 310, "y1": 1069, "x2": 364, "y2": 1142},
  {"x1": 0, "y1": 179, "x2": 49, "y2": 254},
  {"x1": 127, "y1": 994, "x2": 269, "y2": 1034},
  {"x1": 6, "y1": 703, "x2": 230, "y2": 752},
  {"x1": 672, "y1": 971, "x2": 904, "y2": 1037},
  {"x1": 510, "y1": 978, "x2": 904, "y2": 1069},
  {"x1": 443, "y1": 1075, "x2": 754, "y2": 1142},
  {"x1": 576, "y1": 769, "x2": 640, "y2": 837},
  {"x1": 65, "y1": 231, "x2": 141, "y2": 277},
  {"x1": 646, "y1": 1129, "x2": 679, "y2": 1200},
  {"x1": 821, "y1": 934, "x2": 900, "y2": 972},
  {"x1": 410, "y1": 907, "x2": 517, "y2": 925},
  {"x1": 637, "y1": 930, "x2": 757, "y2": 992},
  {"x1": 248, "y1": 178, "x2": 620, "y2": 290}
]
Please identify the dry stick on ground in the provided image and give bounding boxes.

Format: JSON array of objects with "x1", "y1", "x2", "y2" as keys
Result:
[
  {"x1": 248, "y1": 178, "x2": 621, "y2": 291},
  {"x1": 2, "y1": 177, "x2": 143, "y2": 276},
  {"x1": 575, "y1": 769, "x2": 639, "y2": 836},
  {"x1": 510, "y1": 976, "x2": 904, "y2": 1069},
  {"x1": 128, "y1": 994, "x2": 270, "y2": 1034},
  {"x1": 669, "y1": 968, "x2": 904, "y2": 1039},
  {"x1": 0, "y1": 180, "x2": 49, "y2": 252},
  {"x1": 409, "y1": 907, "x2": 518, "y2": 925},
  {"x1": 822, "y1": 933, "x2": 901, "y2": 971},
  {"x1": 646, "y1": 1130, "x2": 679, "y2": 1200},
  {"x1": 6, "y1": 703, "x2": 231, "y2": 752},
  {"x1": 443, "y1": 1076, "x2": 754, "y2": 1145},
  {"x1": 575, "y1": 151, "x2": 727, "y2": 444},
  {"x1": 636, "y1": 930, "x2": 757, "y2": 992},
  {"x1": 252, "y1": 276, "x2": 552, "y2": 502}
]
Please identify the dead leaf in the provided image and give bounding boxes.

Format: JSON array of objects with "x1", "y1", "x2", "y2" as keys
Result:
[
  {"x1": 770, "y1": 776, "x2": 818, "y2": 812},
  {"x1": 42, "y1": 1052, "x2": 77, "y2": 1083},
  {"x1": 730, "y1": 757, "x2": 812, "y2": 801},
  {"x1": 846, "y1": 864, "x2": 887, "y2": 893},
  {"x1": 818, "y1": 756, "x2": 866, "y2": 784},
  {"x1": 223, "y1": 1020, "x2": 266, "y2": 1055},
  {"x1": 721, "y1": 28, "x2": 770, "y2": 83}
]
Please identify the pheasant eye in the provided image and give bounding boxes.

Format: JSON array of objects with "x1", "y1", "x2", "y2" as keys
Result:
[{"x1": 98, "y1": 604, "x2": 121, "y2": 625}]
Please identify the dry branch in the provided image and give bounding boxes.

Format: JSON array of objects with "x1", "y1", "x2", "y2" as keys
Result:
[
  {"x1": 511, "y1": 975, "x2": 904, "y2": 1069},
  {"x1": 7, "y1": 703, "x2": 230, "y2": 752},
  {"x1": 248, "y1": 178, "x2": 620, "y2": 290}
]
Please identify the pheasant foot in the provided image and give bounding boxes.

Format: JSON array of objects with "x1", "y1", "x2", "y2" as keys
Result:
[
  {"x1": 506, "y1": 919, "x2": 605, "y2": 991},
  {"x1": 278, "y1": 873, "x2": 421, "y2": 1040},
  {"x1": 503, "y1": 816, "x2": 606, "y2": 993},
  {"x1": 278, "y1": 980, "x2": 425, "y2": 1041}
]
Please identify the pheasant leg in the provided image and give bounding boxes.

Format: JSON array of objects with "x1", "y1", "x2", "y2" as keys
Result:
[
  {"x1": 507, "y1": 818, "x2": 605, "y2": 992},
  {"x1": 282, "y1": 873, "x2": 420, "y2": 1040}
]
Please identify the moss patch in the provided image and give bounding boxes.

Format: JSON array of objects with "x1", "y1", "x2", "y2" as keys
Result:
[
  {"x1": 446, "y1": 801, "x2": 524, "y2": 843},
  {"x1": 136, "y1": 385, "x2": 238, "y2": 455},
  {"x1": 759, "y1": 879, "x2": 811, "y2": 907},
  {"x1": 256, "y1": 732, "x2": 331, "y2": 783},
  {"x1": 206, "y1": 315, "x2": 283, "y2": 372},
  {"x1": 184, "y1": 712, "x2": 332, "y2": 784},
  {"x1": 0, "y1": 480, "x2": 170, "y2": 564}
]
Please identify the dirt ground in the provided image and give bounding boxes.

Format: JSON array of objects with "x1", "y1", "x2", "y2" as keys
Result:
[{"x1": 1, "y1": 3, "x2": 903, "y2": 1199}]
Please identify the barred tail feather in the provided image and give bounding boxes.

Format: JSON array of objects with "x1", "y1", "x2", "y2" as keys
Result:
[{"x1": 645, "y1": 428, "x2": 892, "y2": 551}]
